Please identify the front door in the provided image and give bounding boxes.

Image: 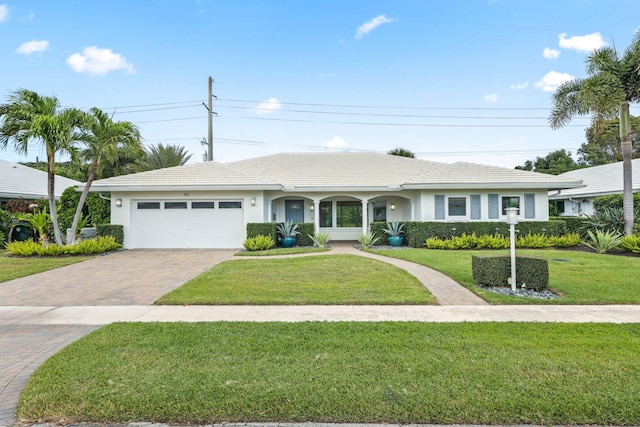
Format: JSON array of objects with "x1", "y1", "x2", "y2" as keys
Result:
[{"x1": 285, "y1": 200, "x2": 304, "y2": 222}]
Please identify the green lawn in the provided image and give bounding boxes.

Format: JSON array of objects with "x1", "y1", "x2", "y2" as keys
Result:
[
  {"x1": 369, "y1": 248, "x2": 640, "y2": 304},
  {"x1": 156, "y1": 254, "x2": 436, "y2": 305},
  {"x1": 235, "y1": 247, "x2": 330, "y2": 256},
  {"x1": 0, "y1": 251, "x2": 90, "y2": 283},
  {"x1": 18, "y1": 322, "x2": 640, "y2": 425}
]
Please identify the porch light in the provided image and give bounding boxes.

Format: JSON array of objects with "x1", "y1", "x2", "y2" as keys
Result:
[
  {"x1": 505, "y1": 207, "x2": 518, "y2": 292},
  {"x1": 310, "y1": 204, "x2": 314, "y2": 211},
  {"x1": 115, "y1": 199, "x2": 122, "y2": 207},
  {"x1": 390, "y1": 203, "x2": 396, "y2": 211},
  {"x1": 250, "y1": 197, "x2": 256, "y2": 206}
]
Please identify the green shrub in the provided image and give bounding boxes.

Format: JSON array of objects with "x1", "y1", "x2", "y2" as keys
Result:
[
  {"x1": 358, "y1": 232, "x2": 380, "y2": 249},
  {"x1": 583, "y1": 229, "x2": 622, "y2": 254},
  {"x1": 293, "y1": 223, "x2": 314, "y2": 246},
  {"x1": 86, "y1": 193, "x2": 110, "y2": 225},
  {"x1": 246, "y1": 223, "x2": 277, "y2": 243},
  {"x1": 516, "y1": 233, "x2": 552, "y2": 249},
  {"x1": 472, "y1": 254, "x2": 549, "y2": 291},
  {"x1": 549, "y1": 232, "x2": 581, "y2": 247},
  {"x1": 57, "y1": 186, "x2": 83, "y2": 232},
  {"x1": 620, "y1": 234, "x2": 640, "y2": 253},
  {"x1": 477, "y1": 233, "x2": 509, "y2": 249},
  {"x1": 96, "y1": 224, "x2": 124, "y2": 245},
  {"x1": 243, "y1": 235, "x2": 276, "y2": 251},
  {"x1": 309, "y1": 232, "x2": 331, "y2": 248},
  {"x1": 581, "y1": 207, "x2": 626, "y2": 235},
  {"x1": 5, "y1": 236, "x2": 121, "y2": 256},
  {"x1": 554, "y1": 216, "x2": 590, "y2": 236}
]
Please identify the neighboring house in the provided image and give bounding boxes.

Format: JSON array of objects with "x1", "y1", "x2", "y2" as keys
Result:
[
  {"x1": 89, "y1": 152, "x2": 583, "y2": 249},
  {"x1": 0, "y1": 159, "x2": 81, "y2": 204},
  {"x1": 549, "y1": 158, "x2": 640, "y2": 217}
]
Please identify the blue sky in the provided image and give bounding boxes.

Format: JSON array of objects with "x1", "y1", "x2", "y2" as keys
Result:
[{"x1": 1, "y1": 0, "x2": 639, "y2": 168}]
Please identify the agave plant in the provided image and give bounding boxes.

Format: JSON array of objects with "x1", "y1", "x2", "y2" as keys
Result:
[
  {"x1": 382, "y1": 221, "x2": 404, "y2": 237},
  {"x1": 309, "y1": 231, "x2": 331, "y2": 248},
  {"x1": 276, "y1": 220, "x2": 300, "y2": 238},
  {"x1": 582, "y1": 229, "x2": 622, "y2": 254},
  {"x1": 357, "y1": 232, "x2": 380, "y2": 249}
]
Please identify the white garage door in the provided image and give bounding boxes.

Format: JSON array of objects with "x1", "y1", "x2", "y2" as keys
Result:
[{"x1": 131, "y1": 200, "x2": 244, "y2": 248}]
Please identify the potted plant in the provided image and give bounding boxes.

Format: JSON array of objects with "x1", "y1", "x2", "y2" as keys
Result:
[
  {"x1": 383, "y1": 221, "x2": 405, "y2": 247},
  {"x1": 277, "y1": 220, "x2": 300, "y2": 248}
]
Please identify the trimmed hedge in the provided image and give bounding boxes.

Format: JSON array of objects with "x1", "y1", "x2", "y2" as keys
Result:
[
  {"x1": 472, "y1": 254, "x2": 549, "y2": 292},
  {"x1": 371, "y1": 220, "x2": 568, "y2": 248},
  {"x1": 552, "y1": 216, "x2": 590, "y2": 235},
  {"x1": 293, "y1": 222, "x2": 315, "y2": 247},
  {"x1": 97, "y1": 224, "x2": 124, "y2": 245}
]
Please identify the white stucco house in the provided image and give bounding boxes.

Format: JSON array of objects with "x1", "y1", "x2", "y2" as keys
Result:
[
  {"x1": 549, "y1": 159, "x2": 640, "y2": 217},
  {"x1": 0, "y1": 159, "x2": 80, "y2": 203},
  {"x1": 88, "y1": 152, "x2": 584, "y2": 249}
]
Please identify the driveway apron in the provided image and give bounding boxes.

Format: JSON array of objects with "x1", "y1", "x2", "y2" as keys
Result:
[{"x1": 0, "y1": 249, "x2": 235, "y2": 426}]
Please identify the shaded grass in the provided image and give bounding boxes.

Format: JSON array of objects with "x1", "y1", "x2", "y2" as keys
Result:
[
  {"x1": 156, "y1": 254, "x2": 436, "y2": 305},
  {"x1": 235, "y1": 247, "x2": 330, "y2": 256},
  {"x1": 369, "y1": 248, "x2": 640, "y2": 304},
  {"x1": 18, "y1": 322, "x2": 640, "y2": 425},
  {"x1": 0, "y1": 251, "x2": 90, "y2": 283}
]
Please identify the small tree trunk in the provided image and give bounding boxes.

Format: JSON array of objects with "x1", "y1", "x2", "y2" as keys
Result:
[
  {"x1": 47, "y1": 154, "x2": 64, "y2": 246},
  {"x1": 619, "y1": 103, "x2": 634, "y2": 236},
  {"x1": 68, "y1": 160, "x2": 98, "y2": 245}
]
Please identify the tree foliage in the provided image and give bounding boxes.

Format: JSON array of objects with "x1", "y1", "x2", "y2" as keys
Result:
[
  {"x1": 387, "y1": 147, "x2": 415, "y2": 158},
  {"x1": 138, "y1": 143, "x2": 192, "y2": 171},
  {"x1": 515, "y1": 149, "x2": 580, "y2": 175},
  {"x1": 577, "y1": 116, "x2": 640, "y2": 166}
]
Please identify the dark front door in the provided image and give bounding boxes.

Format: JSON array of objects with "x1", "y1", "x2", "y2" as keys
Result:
[{"x1": 285, "y1": 200, "x2": 304, "y2": 222}]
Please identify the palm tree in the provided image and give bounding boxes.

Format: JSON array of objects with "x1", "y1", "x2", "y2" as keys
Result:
[
  {"x1": 139, "y1": 143, "x2": 192, "y2": 170},
  {"x1": 0, "y1": 89, "x2": 84, "y2": 245},
  {"x1": 550, "y1": 30, "x2": 640, "y2": 235},
  {"x1": 67, "y1": 107, "x2": 142, "y2": 244}
]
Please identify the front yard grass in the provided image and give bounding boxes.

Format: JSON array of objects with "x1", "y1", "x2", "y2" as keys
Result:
[
  {"x1": 369, "y1": 248, "x2": 640, "y2": 304},
  {"x1": 156, "y1": 254, "x2": 436, "y2": 305},
  {"x1": 18, "y1": 322, "x2": 640, "y2": 425},
  {"x1": 0, "y1": 251, "x2": 90, "y2": 283},
  {"x1": 235, "y1": 247, "x2": 330, "y2": 256}
]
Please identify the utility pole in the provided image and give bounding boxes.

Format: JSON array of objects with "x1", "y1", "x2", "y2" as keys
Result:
[{"x1": 202, "y1": 76, "x2": 216, "y2": 161}]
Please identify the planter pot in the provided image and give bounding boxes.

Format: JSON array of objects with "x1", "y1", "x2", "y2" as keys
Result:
[
  {"x1": 388, "y1": 235, "x2": 404, "y2": 247},
  {"x1": 281, "y1": 236, "x2": 297, "y2": 248}
]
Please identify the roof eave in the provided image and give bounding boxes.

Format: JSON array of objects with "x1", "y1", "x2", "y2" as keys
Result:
[
  {"x1": 89, "y1": 184, "x2": 283, "y2": 192},
  {"x1": 402, "y1": 182, "x2": 585, "y2": 190}
]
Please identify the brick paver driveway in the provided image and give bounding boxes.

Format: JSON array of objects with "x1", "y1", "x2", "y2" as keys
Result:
[
  {"x1": 0, "y1": 249, "x2": 234, "y2": 425},
  {"x1": 0, "y1": 249, "x2": 235, "y2": 306}
]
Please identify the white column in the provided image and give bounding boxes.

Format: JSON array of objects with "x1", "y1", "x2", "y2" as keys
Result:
[
  {"x1": 361, "y1": 199, "x2": 369, "y2": 234},
  {"x1": 267, "y1": 200, "x2": 272, "y2": 222},
  {"x1": 314, "y1": 199, "x2": 320, "y2": 234}
]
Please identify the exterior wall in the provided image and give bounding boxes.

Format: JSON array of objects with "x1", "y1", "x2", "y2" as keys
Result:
[{"x1": 554, "y1": 198, "x2": 594, "y2": 217}]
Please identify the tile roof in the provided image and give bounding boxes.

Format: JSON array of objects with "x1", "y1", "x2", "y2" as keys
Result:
[
  {"x1": 89, "y1": 152, "x2": 584, "y2": 192},
  {"x1": 549, "y1": 158, "x2": 640, "y2": 199},
  {"x1": 0, "y1": 159, "x2": 80, "y2": 200}
]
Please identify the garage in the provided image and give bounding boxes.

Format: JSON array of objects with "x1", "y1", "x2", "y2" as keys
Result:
[{"x1": 131, "y1": 200, "x2": 244, "y2": 248}]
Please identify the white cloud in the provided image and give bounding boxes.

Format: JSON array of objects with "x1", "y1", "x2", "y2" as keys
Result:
[
  {"x1": 16, "y1": 40, "x2": 49, "y2": 55},
  {"x1": 355, "y1": 14, "x2": 394, "y2": 40},
  {"x1": 20, "y1": 12, "x2": 34, "y2": 22},
  {"x1": 510, "y1": 82, "x2": 528, "y2": 90},
  {"x1": 483, "y1": 94, "x2": 498, "y2": 103},
  {"x1": 317, "y1": 72, "x2": 335, "y2": 78},
  {"x1": 66, "y1": 46, "x2": 136, "y2": 76},
  {"x1": 0, "y1": 4, "x2": 9, "y2": 22},
  {"x1": 534, "y1": 71, "x2": 574, "y2": 92},
  {"x1": 543, "y1": 47, "x2": 560, "y2": 59},
  {"x1": 250, "y1": 97, "x2": 281, "y2": 114},
  {"x1": 558, "y1": 32, "x2": 607, "y2": 52},
  {"x1": 324, "y1": 136, "x2": 347, "y2": 149}
]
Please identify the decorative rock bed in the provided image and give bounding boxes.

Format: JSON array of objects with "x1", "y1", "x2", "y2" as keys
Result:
[{"x1": 478, "y1": 285, "x2": 560, "y2": 300}]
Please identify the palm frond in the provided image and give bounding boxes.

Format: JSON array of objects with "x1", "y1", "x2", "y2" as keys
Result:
[{"x1": 549, "y1": 79, "x2": 586, "y2": 129}]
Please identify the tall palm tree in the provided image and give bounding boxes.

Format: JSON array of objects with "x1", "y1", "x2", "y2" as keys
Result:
[
  {"x1": 139, "y1": 143, "x2": 192, "y2": 170},
  {"x1": 550, "y1": 30, "x2": 640, "y2": 235},
  {"x1": 0, "y1": 89, "x2": 84, "y2": 245},
  {"x1": 67, "y1": 107, "x2": 142, "y2": 244}
]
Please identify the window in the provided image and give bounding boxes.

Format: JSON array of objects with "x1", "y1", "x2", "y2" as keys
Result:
[
  {"x1": 470, "y1": 194, "x2": 481, "y2": 220},
  {"x1": 501, "y1": 196, "x2": 520, "y2": 215},
  {"x1": 219, "y1": 201, "x2": 242, "y2": 209},
  {"x1": 550, "y1": 200, "x2": 565, "y2": 214},
  {"x1": 192, "y1": 201, "x2": 215, "y2": 209},
  {"x1": 336, "y1": 201, "x2": 362, "y2": 227},
  {"x1": 434, "y1": 195, "x2": 445, "y2": 220},
  {"x1": 137, "y1": 202, "x2": 160, "y2": 209},
  {"x1": 320, "y1": 201, "x2": 332, "y2": 227},
  {"x1": 488, "y1": 194, "x2": 499, "y2": 219},
  {"x1": 448, "y1": 197, "x2": 466, "y2": 216},
  {"x1": 524, "y1": 193, "x2": 535, "y2": 219},
  {"x1": 165, "y1": 202, "x2": 187, "y2": 209}
]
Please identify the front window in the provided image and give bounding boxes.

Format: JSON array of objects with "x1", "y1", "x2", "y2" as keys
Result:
[
  {"x1": 501, "y1": 196, "x2": 520, "y2": 215},
  {"x1": 448, "y1": 197, "x2": 466, "y2": 216},
  {"x1": 320, "y1": 201, "x2": 332, "y2": 227},
  {"x1": 336, "y1": 201, "x2": 362, "y2": 227}
]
